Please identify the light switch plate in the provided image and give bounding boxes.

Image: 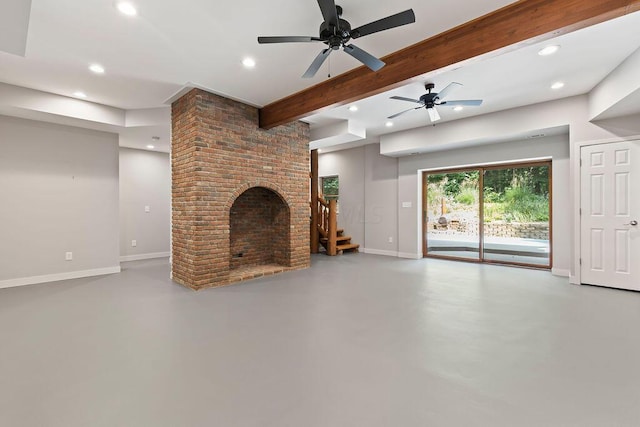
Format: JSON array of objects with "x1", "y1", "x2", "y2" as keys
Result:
[{"x1": 402, "y1": 202, "x2": 412, "y2": 208}]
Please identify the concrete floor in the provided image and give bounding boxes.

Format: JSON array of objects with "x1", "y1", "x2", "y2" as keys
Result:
[{"x1": 1, "y1": 254, "x2": 639, "y2": 426}]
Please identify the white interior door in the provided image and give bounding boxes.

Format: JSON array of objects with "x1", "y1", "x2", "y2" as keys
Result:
[{"x1": 580, "y1": 140, "x2": 640, "y2": 290}]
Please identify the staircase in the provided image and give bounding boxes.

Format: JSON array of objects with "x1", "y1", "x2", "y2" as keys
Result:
[
  {"x1": 310, "y1": 149, "x2": 359, "y2": 256},
  {"x1": 314, "y1": 196, "x2": 359, "y2": 256},
  {"x1": 320, "y1": 228, "x2": 359, "y2": 254}
]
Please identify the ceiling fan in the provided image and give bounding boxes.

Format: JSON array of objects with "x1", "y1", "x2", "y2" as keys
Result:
[
  {"x1": 257, "y1": 0, "x2": 415, "y2": 78},
  {"x1": 388, "y1": 82, "x2": 483, "y2": 122}
]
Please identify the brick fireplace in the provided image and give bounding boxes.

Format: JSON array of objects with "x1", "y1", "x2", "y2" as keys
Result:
[{"x1": 171, "y1": 89, "x2": 310, "y2": 290}]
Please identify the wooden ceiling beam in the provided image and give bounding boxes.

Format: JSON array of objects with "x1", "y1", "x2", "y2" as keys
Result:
[{"x1": 259, "y1": 0, "x2": 640, "y2": 129}]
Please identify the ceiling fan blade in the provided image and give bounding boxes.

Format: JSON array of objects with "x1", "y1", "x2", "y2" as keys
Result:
[
  {"x1": 439, "y1": 99, "x2": 483, "y2": 106},
  {"x1": 351, "y1": 9, "x2": 416, "y2": 39},
  {"x1": 390, "y1": 96, "x2": 422, "y2": 104},
  {"x1": 258, "y1": 36, "x2": 321, "y2": 44},
  {"x1": 343, "y1": 44, "x2": 385, "y2": 71},
  {"x1": 428, "y1": 107, "x2": 441, "y2": 122},
  {"x1": 302, "y1": 48, "x2": 332, "y2": 78},
  {"x1": 436, "y1": 82, "x2": 462, "y2": 101},
  {"x1": 317, "y1": 0, "x2": 339, "y2": 27},
  {"x1": 388, "y1": 107, "x2": 421, "y2": 119}
]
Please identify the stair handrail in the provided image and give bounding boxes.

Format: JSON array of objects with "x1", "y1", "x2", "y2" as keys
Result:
[
  {"x1": 317, "y1": 195, "x2": 337, "y2": 255},
  {"x1": 317, "y1": 195, "x2": 328, "y2": 237}
]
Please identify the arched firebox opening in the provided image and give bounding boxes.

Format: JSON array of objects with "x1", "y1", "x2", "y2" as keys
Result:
[{"x1": 229, "y1": 187, "x2": 291, "y2": 271}]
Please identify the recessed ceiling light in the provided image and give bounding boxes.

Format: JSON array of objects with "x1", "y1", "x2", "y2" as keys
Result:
[
  {"x1": 73, "y1": 91, "x2": 87, "y2": 98},
  {"x1": 348, "y1": 105, "x2": 358, "y2": 112},
  {"x1": 453, "y1": 106, "x2": 464, "y2": 112},
  {"x1": 385, "y1": 121, "x2": 394, "y2": 127},
  {"x1": 538, "y1": 45, "x2": 560, "y2": 56},
  {"x1": 147, "y1": 145, "x2": 155, "y2": 149},
  {"x1": 242, "y1": 58, "x2": 256, "y2": 68},
  {"x1": 551, "y1": 81, "x2": 565, "y2": 90},
  {"x1": 116, "y1": 2, "x2": 137, "y2": 16},
  {"x1": 89, "y1": 64, "x2": 105, "y2": 74},
  {"x1": 538, "y1": 44, "x2": 560, "y2": 56}
]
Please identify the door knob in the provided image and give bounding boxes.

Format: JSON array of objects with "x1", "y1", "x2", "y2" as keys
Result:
[{"x1": 625, "y1": 220, "x2": 638, "y2": 226}]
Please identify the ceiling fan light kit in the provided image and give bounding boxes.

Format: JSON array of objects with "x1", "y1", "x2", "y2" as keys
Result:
[
  {"x1": 257, "y1": 0, "x2": 415, "y2": 78},
  {"x1": 389, "y1": 82, "x2": 483, "y2": 122},
  {"x1": 428, "y1": 107, "x2": 440, "y2": 122}
]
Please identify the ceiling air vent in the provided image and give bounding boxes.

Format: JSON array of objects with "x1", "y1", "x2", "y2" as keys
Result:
[{"x1": 527, "y1": 133, "x2": 546, "y2": 139}]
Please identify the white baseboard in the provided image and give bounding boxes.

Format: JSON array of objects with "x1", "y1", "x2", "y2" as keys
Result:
[
  {"x1": 551, "y1": 268, "x2": 570, "y2": 278},
  {"x1": 569, "y1": 275, "x2": 580, "y2": 285},
  {"x1": 362, "y1": 248, "x2": 398, "y2": 257},
  {"x1": 398, "y1": 252, "x2": 422, "y2": 259},
  {"x1": 362, "y1": 248, "x2": 422, "y2": 259},
  {"x1": 119, "y1": 252, "x2": 170, "y2": 262},
  {"x1": 0, "y1": 266, "x2": 121, "y2": 290}
]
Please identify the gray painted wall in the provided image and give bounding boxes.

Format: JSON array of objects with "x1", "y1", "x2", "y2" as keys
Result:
[
  {"x1": 398, "y1": 135, "x2": 570, "y2": 271},
  {"x1": 119, "y1": 147, "x2": 170, "y2": 260},
  {"x1": 318, "y1": 146, "x2": 366, "y2": 248},
  {"x1": 319, "y1": 136, "x2": 570, "y2": 273},
  {"x1": 364, "y1": 144, "x2": 398, "y2": 254},
  {"x1": 382, "y1": 95, "x2": 640, "y2": 279},
  {"x1": 319, "y1": 144, "x2": 399, "y2": 254},
  {"x1": 0, "y1": 115, "x2": 119, "y2": 281}
]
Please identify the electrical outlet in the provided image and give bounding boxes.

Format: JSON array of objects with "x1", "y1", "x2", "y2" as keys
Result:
[
  {"x1": 65, "y1": 252, "x2": 73, "y2": 261},
  {"x1": 388, "y1": 237, "x2": 393, "y2": 243},
  {"x1": 132, "y1": 240, "x2": 137, "y2": 247}
]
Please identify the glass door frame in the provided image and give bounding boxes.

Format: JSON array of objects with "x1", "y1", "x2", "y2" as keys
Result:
[
  {"x1": 422, "y1": 160, "x2": 553, "y2": 269},
  {"x1": 422, "y1": 167, "x2": 483, "y2": 263}
]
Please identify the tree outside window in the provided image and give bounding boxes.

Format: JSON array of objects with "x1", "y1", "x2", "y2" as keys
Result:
[{"x1": 321, "y1": 176, "x2": 339, "y2": 211}]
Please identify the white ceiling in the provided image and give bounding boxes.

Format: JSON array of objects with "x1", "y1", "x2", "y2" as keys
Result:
[
  {"x1": 0, "y1": 0, "x2": 32, "y2": 56},
  {"x1": 304, "y1": 11, "x2": 640, "y2": 141},
  {"x1": 0, "y1": 1, "x2": 639, "y2": 154},
  {"x1": 0, "y1": 0, "x2": 518, "y2": 108}
]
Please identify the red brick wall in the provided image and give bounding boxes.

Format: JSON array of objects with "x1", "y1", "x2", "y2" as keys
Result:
[
  {"x1": 171, "y1": 89, "x2": 310, "y2": 290},
  {"x1": 229, "y1": 187, "x2": 290, "y2": 270}
]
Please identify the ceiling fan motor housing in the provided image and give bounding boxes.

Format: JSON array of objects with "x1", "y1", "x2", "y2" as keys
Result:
[
  {"x1": 319, "y1": 19, "x2": 352, "y2": 45},
  {"x1": 420, "y1": 93, "x2": 438, "y2": 108},
  {"x1": 420, "y1": 84, "x2": 439, "y2": 107}
]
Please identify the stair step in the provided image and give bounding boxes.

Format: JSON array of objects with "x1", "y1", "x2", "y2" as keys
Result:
[
  {"x1": 336, "y1": 243, "x2": 359, "y2": 252},
  {"x1": 320, "y1": 235, "x2": 352, "y2": 243}
]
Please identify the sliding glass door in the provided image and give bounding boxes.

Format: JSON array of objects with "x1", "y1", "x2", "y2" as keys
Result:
[
  {"x1": 423, "y1": 161, "x2": 551, "y2": 268},
  {"x1": 482, "y1": 164, "x2": 551, "y2": 266},
  {"x1": 424, "y1": 170, "x2": 481, "y2": 260}
]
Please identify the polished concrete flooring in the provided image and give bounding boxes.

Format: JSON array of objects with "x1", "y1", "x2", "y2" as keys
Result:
[{"x1": 1, "y1": 254, "x2": 639, "y2": 426}]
